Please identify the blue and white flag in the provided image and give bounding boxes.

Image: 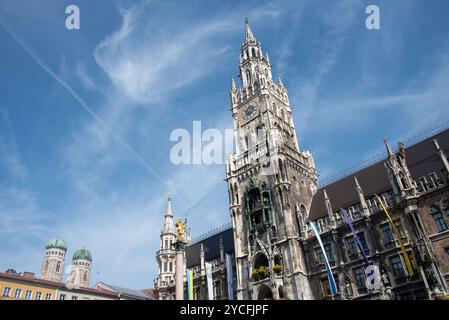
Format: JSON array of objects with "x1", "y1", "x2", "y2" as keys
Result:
[
  {"x1": 225, "y1": 254, "x2": 235, "y2": 300},
  {"x1": 310, "y1": 221, "x2": 338, "y2": 296}
]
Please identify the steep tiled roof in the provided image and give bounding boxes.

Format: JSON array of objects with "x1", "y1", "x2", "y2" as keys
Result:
[
  {"x1": 309, "y1": 128, "x2": 449, "y2": 220},
  {"x1": 0, "y1": 272, "x2": 118, "y2": 297},
  {"x1": 96, "y1": 282, "x2": 154, "y2": 300},
  {"x1": 186, "y1": 227, "x2": 234, "y2": 268}
]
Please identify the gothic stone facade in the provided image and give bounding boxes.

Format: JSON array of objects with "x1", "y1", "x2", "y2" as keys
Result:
[
  {"x1": 226, "y1": 20, "x2": 317, "y2": 300},
  {"x1": 225, "y1": 21, "x2": 449, "y2": 300},
  {"x1": 304, "y1": 132, "x2": 449, "y2": 300}
]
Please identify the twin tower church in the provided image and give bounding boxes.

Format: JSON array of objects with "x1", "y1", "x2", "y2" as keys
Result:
[
  {"x1": 154, "y1": 20, "x2": 449, "y2": 300},
  {"x1": 39, "y1": 237, "x2": 92, "y2": 288}
]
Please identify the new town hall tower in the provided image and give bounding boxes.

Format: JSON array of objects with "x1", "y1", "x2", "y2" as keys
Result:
[
  {"x1": 226, "y1": 19, "x2": 318, "y2": 300},
  {"x1": 155, "y1": 19, "x2": 449, "y2": 301}
]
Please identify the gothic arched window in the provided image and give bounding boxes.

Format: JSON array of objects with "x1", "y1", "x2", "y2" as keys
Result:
[
  {"x1": 56, "y1": 261, "x2": 61, "y2": 273},
  {"x1": 272, "y1": 103, "x2": 277, "y2": 116},
  {"x1": 83, "y1": 271, "x2": 87, "y2": 282},
  {"x1": 443, "y1": 199, "x2": 449, "y2": 216},
  {"x1": 245, "y1": 70, "x2": 251, "y2": 85},
  {"x1": 229, "y1": 183, "x2": 234, "y2": 204},
  {"x1": 300, "y1": 205, "x2": 308, "y2": 220},
  {"x1": 431, "y1": 205, "x2": 448, "y2": 232},
  {"x1": 252, "y1": 48, "x2": 256, "y2": 57},
  {"x1": 234, "y1": 182, "x2": 239, "y2": 204},
  {"x1": 294, "y1": 204, "x2": 302, "y2": 235}
]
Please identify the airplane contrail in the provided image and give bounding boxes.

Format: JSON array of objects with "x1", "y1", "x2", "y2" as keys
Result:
[{"x1": 0, "y1": 14, "x2": 170, "y2": 187}]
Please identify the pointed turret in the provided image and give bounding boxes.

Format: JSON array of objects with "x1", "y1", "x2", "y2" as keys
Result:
[
  {"x1": 231, "y1": 78, "x2": 237, "y2": 91},
  {"x1": 155, "y1": 196, "x2": 177, "y2": 299},
  {"x1": 433, "y1": 138, "x2": 449, "y2": 176},
  {"x1": 384, "y1": 138, "x2": 395, "y2": 157},
  {"x1": 354, "y1": 176, "x2": 368, "y2": 215},
  {"x1": 278, "y1": 76, "x2": 284, "y2": 88},
  {"x1": 384, "y1": 138, "x2": 417, "y2": 199},
  {"x1": 162, "y1": 196, "x2": 175, "y2": 233},
  {"x1": 245, "y1": 17, "x2": 256, "y2": 43},
  {"x1": 323, "y1": 190, "x2": 336, "y2": 228}
]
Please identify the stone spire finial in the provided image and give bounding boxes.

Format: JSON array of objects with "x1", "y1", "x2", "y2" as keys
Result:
[
  {"x1": 384, "y1": 138, "x2": 395, "y2": 157},
  {"x1": 163, "y1": 196, "x2": 175, "y2": 233},
  {"x1": 165, "y1": 196, "x2": 173, "y2": 217},
  {"x1": 278, "y1": 76, "x2": 284, "y2": 87},
  {"x1": 245, "y1": 17, "x2": 256, "y2": 43},
  {"x1": 433, "y1": 138, "x2": 449, "y2": 176},
  {"x1": 323, "y1": 189, "x2": 332, "y2": 214},
  {"x1": 323, "y1": 189, "x2": 336, "y2": 228},
  {"x1": 354, "y1": 176, "x2": 368, "y2": 215}
]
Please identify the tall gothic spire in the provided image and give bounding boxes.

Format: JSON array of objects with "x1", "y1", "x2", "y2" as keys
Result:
[
  {"x1": 165, "y1": 195, "x2": 173, "y2": 217},
  {"x1": 163, "y1": 196, "x2": 174, "y2": 233},
  {"x1": 245, "y1": 17, "x2": 256, "y2": 43}
]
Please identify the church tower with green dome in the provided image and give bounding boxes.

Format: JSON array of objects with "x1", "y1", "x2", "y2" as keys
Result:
[
  {"x1": 39, "y1": 237, "x2": 67, "y2": 282},
  {"x1": 68, "y1": 248, "x2": 92, "y2": 288}
]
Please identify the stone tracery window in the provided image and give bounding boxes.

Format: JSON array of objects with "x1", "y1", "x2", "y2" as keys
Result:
[
  {"x1": 272, "y1": 103, "x2": 277, "y2": 116},
  {"x1": 431, "y1": 205, "x2": 448, "y2": 232}
]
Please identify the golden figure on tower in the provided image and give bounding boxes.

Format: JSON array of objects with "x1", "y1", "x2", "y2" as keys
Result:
[{"x1": 175, "y1": 218, "x2": 186, "y2": 243}]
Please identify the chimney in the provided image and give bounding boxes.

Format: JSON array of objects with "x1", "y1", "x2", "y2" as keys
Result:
[{"x1": 22, "y1": 272, "x2": 35, "y2": 279}]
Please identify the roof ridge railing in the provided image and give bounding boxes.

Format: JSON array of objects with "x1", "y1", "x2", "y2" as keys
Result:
[
  {"x1": 190, "y1": 221, "x2": 232, "y2": 244},
  {"x1": 319, "y1": 119, "x2": 449, "y2": 187}
]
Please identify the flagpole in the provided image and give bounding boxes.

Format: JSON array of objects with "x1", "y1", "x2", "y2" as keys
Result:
[
  {"x1": 375, "y1": 194, "x2": 415, "y2": 277},
  {"x1": 310, "y1": 221, "x2": 338, "y2": 297}
]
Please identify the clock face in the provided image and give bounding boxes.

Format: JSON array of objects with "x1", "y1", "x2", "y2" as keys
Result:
[{"x1": 242, "y1": 104, "x2": 257, "y2": 120}]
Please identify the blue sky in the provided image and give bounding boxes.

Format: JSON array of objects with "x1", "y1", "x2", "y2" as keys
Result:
[{"x1": 1, "y1": 0, "x2": 449, "y2": 290}]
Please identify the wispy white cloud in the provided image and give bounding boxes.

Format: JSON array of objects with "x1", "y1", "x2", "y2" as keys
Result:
[
  {"x1": 75, "y1": 62, "x2": 95, "y2": 90},
  {"x1": 93, "y1": 1, "x2": 281, "y2": 104},
  {"x1": 0, "y1": 107, "x2": 29, "y2": 181},
  {"x1": 94, "y1": 7, "x2": 229, "y2": 103}
]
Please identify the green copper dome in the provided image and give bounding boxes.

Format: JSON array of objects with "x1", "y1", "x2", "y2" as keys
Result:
[
  {"x1": 45, "y1": 237, "x2": 67, "y2": 251},
  {"x1": 73, "y1": 248, "x2": 92, "y2": 262}
]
